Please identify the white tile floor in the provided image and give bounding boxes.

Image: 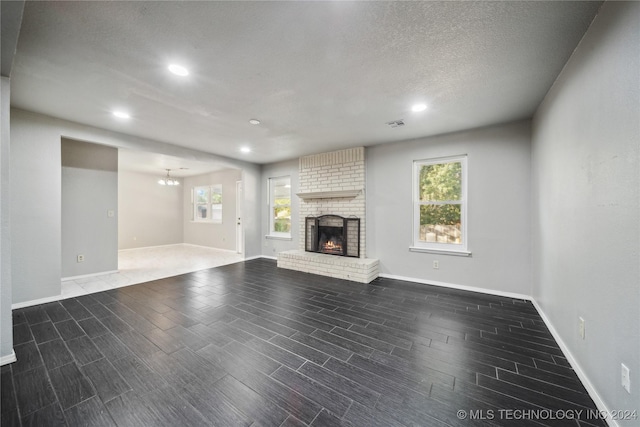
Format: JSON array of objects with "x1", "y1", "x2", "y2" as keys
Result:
[{"x1": 61, "y1": 244, "x2": 244, "y2": 299}]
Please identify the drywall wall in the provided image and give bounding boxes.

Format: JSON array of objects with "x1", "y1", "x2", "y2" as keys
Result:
[
  {"x1": 1, "y1": 77, "x2": 13, "y2": 362},
  {"x1": 118, "y1": 170, "x2": 183, "y2": 250},
  {"x1": 532, "y1": 2, "x2": 639, "y2": 423},
  {"x1": 261, "y1": 158, "x2": 299, "y2": 257},
  {"x1": 10, "y1": 111, "x2": 63, "y2": 303},
  {"x1": 183, "y1": 169, "x2": 241, "y2": 251},
  {"x1": 367, "y1": 120, "x2": 532, "y2": 296},
  {"x1": 61, "y1": 139, "x2": 118, "y2": 277},
  {"x1": 10, "y1": 108, "x2": 262, "y2": 304}
]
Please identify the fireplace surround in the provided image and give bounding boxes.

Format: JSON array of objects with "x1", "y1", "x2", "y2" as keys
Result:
[
  {"x1": 277, "y1": 147, "x2": 378, "y2": 284},
  {"x1": 305, "y1": 215, "x2": 360, "y2": 258}
]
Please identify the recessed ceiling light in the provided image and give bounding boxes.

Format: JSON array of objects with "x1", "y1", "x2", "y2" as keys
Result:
[
  {"x1": 240, "y1": 147, "x2": 251, "y2": 153},
  {"x1": 411, "y1": 103, "x2": 427, "y2": 112},
  {"x1": 168, "y1": 64, "x2": 189, "y2": 76},
  {"x1": 248, "y1": 119, "x2": 261, "y2": 125},
  {"x1": 112, "y1": 111, "x2": 131, "y2": 119}
]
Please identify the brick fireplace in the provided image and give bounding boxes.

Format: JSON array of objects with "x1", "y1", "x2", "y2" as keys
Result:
[{"x1": 277, "y1": 147, "x2": 379, "y2": 283}]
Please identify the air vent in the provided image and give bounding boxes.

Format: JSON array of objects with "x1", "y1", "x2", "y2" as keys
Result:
[{"x1": 386, "y1": 119, "x2": 405, "y2": 128}]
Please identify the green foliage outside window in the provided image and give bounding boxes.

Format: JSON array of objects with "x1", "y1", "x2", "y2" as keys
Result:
[
  {"x1": 419, "y1": 161, "x2": 462, "y2": 244},
  {"x1": 273, "y1": 197, "x2": 291, "y2": 232}
]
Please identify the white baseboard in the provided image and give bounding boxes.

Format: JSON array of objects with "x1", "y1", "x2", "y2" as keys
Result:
[
  {"x1": 61, "y1": 270, "x2": 119, "y2": 282},
  {"x1": 119, "y1": 243, "x2": 238, "y2": 253},
  {"x1": 244, "y1": 255, "x2": 277, "y2": 261},
  {"x1": 12, "y1": 294, "x2": 63, "y2": 310},
  {"x1": 378, "y1": 273, "x2": 531, "y2": 301},
  {"x1": 182, "y1": 243, "x2": 239, "y2": 254},
  {"x1": 118, "y1": 242, "x2": 184, "y2": 252},
  {"x1": 531, "y1": 300, "x2": 616, "y2": 427},
  {"x1": 0, "y1": 350, "x2": 16, "y2": 366}
]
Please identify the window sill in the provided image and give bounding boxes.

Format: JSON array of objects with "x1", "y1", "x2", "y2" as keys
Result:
[
  {"x1": 409, "y1": 246, "x2": 472, "y2": 257},
  {"x1": 266, "y1": 235, "x2": 292, "y2": 241}
]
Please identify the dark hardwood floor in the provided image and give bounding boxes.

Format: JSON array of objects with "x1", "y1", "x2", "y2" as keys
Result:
[{"x1": 2, "y1": 259, "x2": 606, "y2": 426}]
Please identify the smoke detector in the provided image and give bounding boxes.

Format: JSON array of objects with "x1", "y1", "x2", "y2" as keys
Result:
[{"x1": 386, "y1": 119, "x2": 405, "y2": 128}]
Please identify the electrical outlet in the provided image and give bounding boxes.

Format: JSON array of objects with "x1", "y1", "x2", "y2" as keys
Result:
[
  {"x1": 433, "y1": 260, "x2": 439, "y2": 270},
  {"x1": 578, "y1": 317, "x2": 585, "y2": 340},
  {"x1": 621, "y1": 363, "x2": 631, "y2": 393},
  {"x1": 107, "y1": 210, "x2": 115, "y2": 217},
  {"x1": 77, "y1": 254, "x2": 85, "y2": 263}
]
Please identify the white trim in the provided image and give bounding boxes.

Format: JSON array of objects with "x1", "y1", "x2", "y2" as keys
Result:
[
  {"x1": 412, "y1": 155, "x2": 468, "y2": 253},
  {"x1": 118, "y1": 243, "x2": 187, "y2": 252},
  {"x1": 265, "y1": 235, "x2": 292, "y2": 241},
  {"x1": 119, "y1": 243, "x2": 238, "y2": 254},
  {"x1": 61, "y1": 270, "x2": 119, "y2": 282},
  {"x1": 0, "y1": 350, "x2": 16, "y2": 366},
  {"x1": 530, "y1": 299, "x2": 617, "y2": 427},
  {"x1": 244, "y1": 255, "x2": 273, "y2": 261},
  {"x1": 259, "y1": 255, "x2": 278, "y2": 260},
  {"x1": 182, "y1": 243, "x2": 238, "y2": 254},
  {"x1": 12, "y1": 294, "x2": 63, "y2": 310},
  {"x1": 268, "y1": 176, "x2": 292, "y2": 236},
  {"x1": 378, "y1": 273, "x2": 529, "y2": 300},
  {"x1": 408, "y1": 246, "x2": 472, "y2": 257}
]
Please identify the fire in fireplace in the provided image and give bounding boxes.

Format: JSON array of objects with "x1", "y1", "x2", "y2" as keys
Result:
[{"x1": 305, "y1": 215, "x2": 360, "y2": 257}]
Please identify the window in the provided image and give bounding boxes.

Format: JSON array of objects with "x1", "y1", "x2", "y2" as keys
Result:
[
  {"x1": 412, "y1": 156, "x2": 469, "y2": 255},
  {"x1": 268, "y1": 176, "x2": 291, "y2": 237},
  {"x1": 193, "y1": 184, "x2": 222, "y2": 223}
]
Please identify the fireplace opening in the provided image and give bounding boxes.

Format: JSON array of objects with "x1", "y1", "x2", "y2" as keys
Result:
[
  {"x1": 318, "y1": 226, "x2": 344, "y2": 256},
  {"x1": 305, "y1": 215, "x2": 360, "y2": 257}
]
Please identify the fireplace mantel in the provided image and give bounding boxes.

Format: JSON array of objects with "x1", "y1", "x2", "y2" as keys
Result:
[{"x1": 296, "y1": 189, "x2": 362, "y2": 200}]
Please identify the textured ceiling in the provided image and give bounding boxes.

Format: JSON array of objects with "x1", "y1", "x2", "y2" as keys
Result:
[{"x1": 11, "y1": 1, "x2": 602, "y2": 164}]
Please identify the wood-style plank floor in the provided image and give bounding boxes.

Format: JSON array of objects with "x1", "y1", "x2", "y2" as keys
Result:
[{"x1": 2, "y1": 259, "x2": 606, "y2": 426}]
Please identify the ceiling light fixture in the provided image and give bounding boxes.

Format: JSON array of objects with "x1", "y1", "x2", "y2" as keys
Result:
[
  {"x1": 112, "y1": 111, "x2": 131, "y2": 119},
  {"x1": 158, "y1": 169, "x2": 180, "y2": 186},
  {"x1": 240, "y1": 147, "x2": 251, "y2": 153},
  {"x1": 411, "y1": 103, "x2": 427, "y2": 112},
  {"x1": 168, "y1": 64, "x2": 189, "y2": 76},
  {"x1": 248, "y1": 119, "x2": 261, "y2": 125}
]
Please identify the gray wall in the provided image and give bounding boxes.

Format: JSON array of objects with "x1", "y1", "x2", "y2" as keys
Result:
[
  {"x1": 532, "y1": 1, "x2": 639, "y2": 422},
  {"x1": 10, "y1": 108, "x2": 262, "y2": 304},
  {"x1": 367, "y1": 120, "x2": 532, "y2": 296},
  {"x1": 183, "y1": 169, "x2": 241, "y2": 251},
  {"x1": 261, "y1": 158, "x2": 299, "y2": 257},
  {"x1": 1, "y1": 77, "x2": 13, "y2": 361},
  {"x1": 61, "y1": 139, "x2": 118, "y2": 277},
  {"x1": 118, "y1": 170, "x2": 184, "y2": 250},
  {"x1": 241, "y1": 164, "x2": 263, "y2": 259},
  {"x1": 11, "y1": 111, "x2": 63, "y2": 302}
]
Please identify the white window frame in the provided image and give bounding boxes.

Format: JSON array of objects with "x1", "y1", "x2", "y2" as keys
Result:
[
  {"x1": 267, "y1": 176, "x2": 292, "y2": 239},
  {"x1": 192, "y1": 184, "x2": 223, "y2": 224},
  {"x1": 410, "y1": 155, "x2": 470, "y2": 256}
]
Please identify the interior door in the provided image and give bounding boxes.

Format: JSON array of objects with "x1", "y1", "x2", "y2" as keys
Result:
[{"x1": 236, "y1": 180, "x2": 243, "y2": 254}]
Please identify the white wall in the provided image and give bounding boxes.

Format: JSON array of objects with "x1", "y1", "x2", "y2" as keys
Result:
[
  {"x1": 1, "y1": 77, "x2": 13, "y2": 361},
  {"x1": 367, "y1": 120, "x2": 532, "y2": 296},
  {"x1": 261, "y1": 158, "x2": 299, "y2": 257},
  {"x1": 118, "y1": 170, "x2": 183, "y2": 250},
  {"x1": 183, "y1": 169, "x2": 241, "y2": 251},
  {"x1": 10, "y1": 108, "x2": 262, "y2": 304},
  {"x1": 532, "y1": 2, "x2": 639, "y2": 423}
]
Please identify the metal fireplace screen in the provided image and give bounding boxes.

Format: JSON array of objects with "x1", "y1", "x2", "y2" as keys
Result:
[{"x1": 305, "y1": 215, "x2": 360, "y2": 258}]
